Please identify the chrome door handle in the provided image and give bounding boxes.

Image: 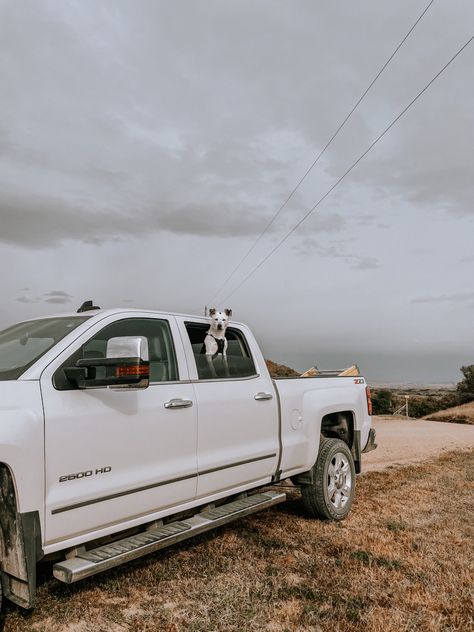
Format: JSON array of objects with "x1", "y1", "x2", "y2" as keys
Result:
[
  {"x1": 254, "y1": 392, "x2": 273, "y2": 401},
  {"x1": 164, "y1": 398, "x2": 193, "y2": 409}
]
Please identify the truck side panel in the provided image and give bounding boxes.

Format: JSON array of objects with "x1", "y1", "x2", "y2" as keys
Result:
[{"x1": 274, "y1": 377, "x2": 371, "y2": 478}]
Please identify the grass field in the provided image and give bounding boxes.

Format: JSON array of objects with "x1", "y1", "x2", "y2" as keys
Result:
[
  {"x1": 2, "y1": 451, "x2": 473, "y2": 632},
  {"x1": 425, "y1": 401, "x2": 474, "y2": 425}
]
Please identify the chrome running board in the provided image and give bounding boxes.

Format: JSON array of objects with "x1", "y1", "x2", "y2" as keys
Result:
[{"x1": 53, "y1": 491, "x2": 286, "y2": 584}]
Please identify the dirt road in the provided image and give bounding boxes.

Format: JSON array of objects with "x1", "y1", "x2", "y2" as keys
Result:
[{"x1": 363, "y1": 416, "x2": 474, "y2": 472}]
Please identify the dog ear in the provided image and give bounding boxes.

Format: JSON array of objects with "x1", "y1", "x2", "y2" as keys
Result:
[
  {"x1": 224, "y1": 308, "x2": 232, "y2": 317},
  {"x1": 209, "y1": 308, "x2": 216, "y2": 316}
]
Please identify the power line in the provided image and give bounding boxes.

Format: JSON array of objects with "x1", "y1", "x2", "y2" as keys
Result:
[
  {"x1": 221, "y1": 36, "x2": 473, "y2": 303},
  {"x1": 210, "y1": 0, "x2": 436, "y2": 304}
]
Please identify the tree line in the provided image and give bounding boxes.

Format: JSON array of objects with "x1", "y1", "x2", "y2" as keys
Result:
[{"x1": 372, "y1": 365, "x2": 474, "y2": 418}]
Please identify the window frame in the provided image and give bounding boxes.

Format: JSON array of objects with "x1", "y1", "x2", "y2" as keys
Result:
[
  {"x1": 182, "y1": 319, "x2": 259, "y2": 383},
  {"x1": 52, "y1": 316, "x2": 185, "y2": 391}
]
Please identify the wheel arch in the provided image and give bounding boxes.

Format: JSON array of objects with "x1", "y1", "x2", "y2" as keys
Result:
[
  {"x1": 292, "y1": 409, "x2": 361, "y2": 486},
  {"x1": 320, "y1": 411, "x2": 361, "y2": 474}
]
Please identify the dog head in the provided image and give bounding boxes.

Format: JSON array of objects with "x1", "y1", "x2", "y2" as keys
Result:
[{"x1": 209, "y1": 308, "x2": 232, "y2": 332}]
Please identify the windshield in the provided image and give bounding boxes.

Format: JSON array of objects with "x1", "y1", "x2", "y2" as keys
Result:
[{"x1": 0, "y1": 316, "x2": 91, "y2": 380}]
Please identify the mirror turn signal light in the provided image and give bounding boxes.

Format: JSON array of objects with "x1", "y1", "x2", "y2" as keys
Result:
[{"x1": 116, "y1": 363, "x2": 149, "y2": 378}]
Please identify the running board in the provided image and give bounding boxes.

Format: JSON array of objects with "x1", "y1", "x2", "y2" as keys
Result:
[{"x1": 53, "y1": 491, "x2": 286, "y2": 584}]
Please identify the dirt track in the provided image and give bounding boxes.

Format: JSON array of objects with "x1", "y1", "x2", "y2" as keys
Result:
[{"x1": 363, "y1": 416, "x2": 474, "y2": 472}]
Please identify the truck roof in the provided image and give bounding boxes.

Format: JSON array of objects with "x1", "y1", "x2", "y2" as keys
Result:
[{"x1": 18, "y1": 308, "x2": 246, "y2": 327}]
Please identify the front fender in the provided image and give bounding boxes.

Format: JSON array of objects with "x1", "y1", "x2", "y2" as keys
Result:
[{"x1": 0, "y1": 382, "x2": 44, "y2": 517}]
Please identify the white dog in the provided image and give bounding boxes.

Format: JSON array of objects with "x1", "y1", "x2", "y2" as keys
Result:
[
  {"x1": 204, "y1": 308, "x2": 232, "y2": 356},
  {"x1": 202, "y1": 308, "x2": 232, "y2": 377}
]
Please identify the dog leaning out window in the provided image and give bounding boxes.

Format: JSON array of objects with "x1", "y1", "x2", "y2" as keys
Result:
[{"x1": 185, "y1": 323, "x2": 257, "y2": 380}]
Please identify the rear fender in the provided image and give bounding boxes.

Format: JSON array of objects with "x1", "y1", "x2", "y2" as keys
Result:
[{"x1": 292, "y1": 411, "x2": 362, "y2": 486}]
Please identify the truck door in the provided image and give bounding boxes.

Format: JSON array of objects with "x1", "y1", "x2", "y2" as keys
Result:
[
  {"x1": 40, "y1": 314, "x2": 197, "y2": 546},
  {"x1": 177, "y1": 318, "x2": 279, "y2": 499}
]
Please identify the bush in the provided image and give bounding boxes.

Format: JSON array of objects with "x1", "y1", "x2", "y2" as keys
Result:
[
  {"x1": 456, "y1": 365, "x2": 474, "y2": 402},
  {"x1": 406, "y1": 398, "x2": 435, "y2": 418},
  {"x1": 371, "y1": 389, "x2": 394, "y2": 415}
]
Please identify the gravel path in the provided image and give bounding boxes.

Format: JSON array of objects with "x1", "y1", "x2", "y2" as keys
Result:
[{"x1": 363, "y1": 416, "x2": 474, "y2": 472}]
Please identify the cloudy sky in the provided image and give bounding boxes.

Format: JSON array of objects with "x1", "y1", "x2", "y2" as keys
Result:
[{"x1": 1, "y1": 0, "x2": 473, "y2": 383}]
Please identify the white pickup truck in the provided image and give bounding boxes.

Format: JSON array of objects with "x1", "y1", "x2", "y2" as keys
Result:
[{"x1": 0, "y1": 303, "x2": 376, "y2": 611}]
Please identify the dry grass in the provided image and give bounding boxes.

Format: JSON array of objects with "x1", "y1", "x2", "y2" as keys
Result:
[
  {"x1": 2, "y1": 451, "x2": 473, "y2": 632},
  {"x1": 425, "y1": 401, "x2": 474, "y2": 425},
  {"x1": 265, "y1": 360, "x2": 300, "y2": 378}
]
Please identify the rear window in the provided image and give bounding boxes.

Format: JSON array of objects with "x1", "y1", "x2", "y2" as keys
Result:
[
  {"x1": 0, "y1": 316, "x2": 91, "y2": 380},
  {"x1": 185, "y1": 322, "x2": 257, "y2": 379}
]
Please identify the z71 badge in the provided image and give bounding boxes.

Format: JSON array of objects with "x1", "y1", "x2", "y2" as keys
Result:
[{"x1": 59, "y1": 466, "x2": 111, "y2": 482}]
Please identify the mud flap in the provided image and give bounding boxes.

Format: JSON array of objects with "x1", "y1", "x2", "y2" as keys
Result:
[
  {"x1": 0, "y1": 466, "x2": 43, "y2": 609},
  {"x1": 352, "y1": 430, "x2": 362, "y2": 474},
  {"x1": 362, "y1": 428, "x2": 377, "y2": 454}
]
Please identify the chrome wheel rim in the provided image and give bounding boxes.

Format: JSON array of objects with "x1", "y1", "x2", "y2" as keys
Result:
[{"x1": 327, "y1": 452, "x2": 352, "y2": 510}]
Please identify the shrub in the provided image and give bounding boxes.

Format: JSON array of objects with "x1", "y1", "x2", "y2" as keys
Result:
[
  {"x1": 456, "y1": 365, "x2": 474, "y2": 402},
  {"x1": 371, "y1": 389, "x2": 394, "y2": 415}
]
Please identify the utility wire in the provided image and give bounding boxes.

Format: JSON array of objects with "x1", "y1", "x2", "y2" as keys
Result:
[
  {"x1": 221, "y1": 36, "x2": 473, "y2": 303},
  {"x1": 210, "y1": 0, "x2": 436, "y2": 304}
]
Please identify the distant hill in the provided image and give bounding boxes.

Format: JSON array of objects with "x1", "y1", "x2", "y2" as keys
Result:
[
  {"x1": 265, "y1": 359, "x2": 299, "y2": 378},
  {"x1": 425, "y1": 401, "x2": 474, "y2": 425}
]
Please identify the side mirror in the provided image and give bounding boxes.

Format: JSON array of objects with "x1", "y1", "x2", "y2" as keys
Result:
[{"x1": 65, "y1": 336, "x2": 150, "y2": 389}]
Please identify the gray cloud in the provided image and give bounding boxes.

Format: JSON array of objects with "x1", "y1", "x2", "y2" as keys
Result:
[
  {"x1": 293, "y1": 237, "x2": 380, "y2": 270},
  {"x1": 1, "y1": 0, "x2": 472, "y2": 251},
  {"x1": 16, "y1": 290, "x2": 73, "y2": 305},
  {"x1": 44, "y1": 297, "x2": 72, "y2": 304},
  {"x1": 43, "y1": 291, "x2": 73, "y2": 304},
  {"x1": 412, "y1": 291, "x2": 474, "y2": 304},
  {"x1": 351, "y1": 256, "x2": 380, "y2": 270},
  {"x1": 1, "y1": 0, "x2": 473, "y2": 384},
  {"x1": 44, "y1": 291, "x2": 72, "y2": 298}
]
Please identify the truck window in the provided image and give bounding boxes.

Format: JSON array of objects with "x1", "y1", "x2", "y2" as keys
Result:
[
  {"x1": 54, "y1": 318, "x2": 178, "y2": 389},
  {"x1": 0, "y1": 316, "x2": 91, "y2": 380},
  {"x1": 185, "y1": 322, "x2": 257, "y2": 380}
]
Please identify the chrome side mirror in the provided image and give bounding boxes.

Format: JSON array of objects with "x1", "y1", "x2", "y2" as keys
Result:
[
  {"x1": 106, "y1": 336, "x2": 149, "y2": 362},
  {"x1": 66, "y1": 336, "x2": 150, "y2": 389}
]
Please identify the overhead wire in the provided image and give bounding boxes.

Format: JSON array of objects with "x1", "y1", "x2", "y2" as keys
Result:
[
  {"x1": 209, "y1": 0, "x2": 436, "y2": 304},
  {"x1": 220, "y1": 36, "x2": 474, "y2": 303}
]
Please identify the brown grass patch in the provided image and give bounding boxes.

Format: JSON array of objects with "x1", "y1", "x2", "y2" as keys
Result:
[
  {"x1": 425, "y1": 401, "x2": 474, "y2": 425},
  {"x1": 2, "y1": 451, "x2": 473, "y2": 631}
]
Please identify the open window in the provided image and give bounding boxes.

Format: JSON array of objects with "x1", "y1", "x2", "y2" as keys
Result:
[{"x1": 185, "y1": 322, "x2": 257, "y2": 380}]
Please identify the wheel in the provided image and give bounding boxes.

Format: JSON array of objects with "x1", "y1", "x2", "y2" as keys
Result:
[{"x1": 301, "y1": 437, "x2": 356, "y2": 520}]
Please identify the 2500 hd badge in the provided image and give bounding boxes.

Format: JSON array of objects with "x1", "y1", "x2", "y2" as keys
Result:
[{"x1": 59, "y1": 466, "x2": 112, "y2": 482}]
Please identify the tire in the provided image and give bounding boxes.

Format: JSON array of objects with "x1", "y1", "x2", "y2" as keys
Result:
[{"x1": 301, "y1": 437, "x2": 356, "y2": 520}]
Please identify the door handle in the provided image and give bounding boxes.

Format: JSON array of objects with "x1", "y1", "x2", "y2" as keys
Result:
[
  {"x1": 254, "y1": 392, "x2": 273, "y2": 401},
  {"x1": 164, "y1": 398, "x2": 193, "y2": 409}
]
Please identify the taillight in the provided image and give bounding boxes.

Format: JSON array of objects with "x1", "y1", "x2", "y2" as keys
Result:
[{"x1": 366, "y1": 385, "x2": 373, "y2": 416}]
